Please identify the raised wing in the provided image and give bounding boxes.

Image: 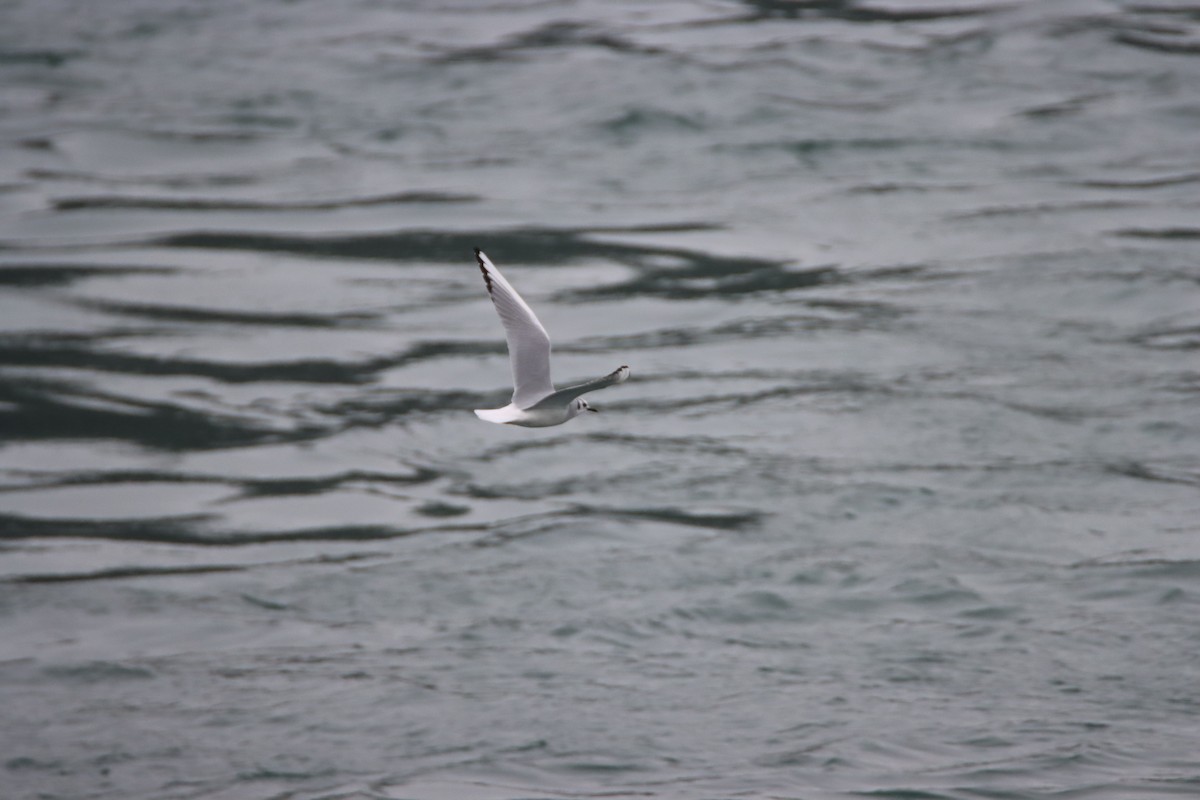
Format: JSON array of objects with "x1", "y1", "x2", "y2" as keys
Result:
[
  {"x1": 475, "y1": 249, "x2": 555, "y2": 409},
  {"x1": 531, "y1": 365, "x2": 630, "y2": 410}
]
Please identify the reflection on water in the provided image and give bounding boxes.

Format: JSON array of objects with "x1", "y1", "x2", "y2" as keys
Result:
[{"x1": 2, "y1": 1, "x2": 1200, "y2": 798}]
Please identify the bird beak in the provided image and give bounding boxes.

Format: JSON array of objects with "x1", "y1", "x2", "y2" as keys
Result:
[{"x1": 587, "y1": 406, "x2": 599, "y2": 412}]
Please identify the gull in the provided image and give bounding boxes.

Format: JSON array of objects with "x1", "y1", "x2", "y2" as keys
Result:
[{"x1": 472, "y1": 248, "x2": 629, "y2": 427}]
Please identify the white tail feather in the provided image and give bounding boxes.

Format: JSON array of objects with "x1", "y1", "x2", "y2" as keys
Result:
[{"x1": 474, "y1": 406, "x2": 522, "y2": 424}]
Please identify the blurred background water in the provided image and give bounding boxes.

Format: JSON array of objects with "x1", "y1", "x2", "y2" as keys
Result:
[{"x1": 2, "y1": 1, "x2": 1200, "y2": 798}]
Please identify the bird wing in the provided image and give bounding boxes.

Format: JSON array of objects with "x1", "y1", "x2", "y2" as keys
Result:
[
  {"x1": 475, "y1": 249, "x2": 555, "y2": 409},
  {"x1": 530, "y1": 365, "x2": 630, "y2": 410}
]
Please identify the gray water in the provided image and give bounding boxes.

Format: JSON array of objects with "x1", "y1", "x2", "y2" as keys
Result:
[{"x1": 2, "y1": 1, "x2": 1200, "y2": 798}]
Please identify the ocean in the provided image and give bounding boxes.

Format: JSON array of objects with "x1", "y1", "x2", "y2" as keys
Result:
[{"x1": 2, "y1": 1, "x2": 1200, "y2": 798}]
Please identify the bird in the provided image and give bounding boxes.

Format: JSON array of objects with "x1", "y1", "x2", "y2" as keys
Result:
[{"x1": 472, "y1": 248, "x2": 629, "y2": 427}]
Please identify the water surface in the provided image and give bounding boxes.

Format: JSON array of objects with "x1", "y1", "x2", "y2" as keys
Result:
[{"x1": 3, "y1": 1, "x2": 1200, "y2": 798}]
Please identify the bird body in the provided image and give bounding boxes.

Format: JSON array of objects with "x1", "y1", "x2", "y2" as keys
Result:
[
  {"x1": 473, "y1": 401, "x2": 587, "y2": 428},
  {"x1": 472, "y1": 249, "x2": 629, "y2": 427}
]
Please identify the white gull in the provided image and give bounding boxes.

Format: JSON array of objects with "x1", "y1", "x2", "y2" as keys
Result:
[{"x1": 472, "y1": 248, "x2": 629, "y2": 427}]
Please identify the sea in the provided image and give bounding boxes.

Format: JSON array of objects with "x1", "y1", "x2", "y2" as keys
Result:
[{"x1": 2, "y1": 1, "x2": 1200, "y2": 798}]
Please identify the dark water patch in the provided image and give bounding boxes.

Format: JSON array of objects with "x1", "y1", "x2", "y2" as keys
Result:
[
  {"x1": 1105, "y1": 459, "x2": 1200, "y2": 487},
  {"x1": 958, "y1": 604, "x2": 1021, "y2": 621},
  {"x1": 600, "y1": 107, "x2": 706, "y2": 140},
  {"x1": 846, "y1": 181, "x2": 976, "y2": 195},
  {"x1": 0, "y1": 49, "x2": 81, "y2": 67},
  {"x1": 992, "y1": 397, "x2": 1110, "y2": 424},
  {"x1": 4, "y1": 756, "x2": 62, "y2": 772},
  {"x1": 11, "y1": 551, "x2": 385, "y2": 584},
  {"x1": 574, "y1": 325, "x2": 715, "y2": 351},
  {"x1": 505, "y1": 20, "x2": 662, "y2": 54},
  {"x1": 234, "y1": 468, "x2": 443, "y2": 499},
  {"x1": 1077, "y1": 172, "x2": 1200, "y2": 190},
  {"x1": 1115, "y1": 30, "x2": 1200, "y2": 55},
  {"x1": 1072, "y1": 557, "x2": 1200, "y2": 582},
  {"x1": 715, "y1": 382, "x2": 867, "y2": 411},
  {"x1": 767, "y1": 92, "x2": 902, "y2": 113},
  {"x1": 584, "y1": 309, "x2": 899, "y2": 353},
  {"x1": 621, "y1": 377, "x2": 887, "y2": 417},
  {"x1": 474, "y1": 435, "x2": 584, "y2": 463},
  {"x1": 317, "y1": 389, "x2": 498, "y2": 429},
  {"x1": 40, "y1": 661, "x2": 155, "y2": 683},
  {"x1": 1158, "y1": 371, "x2": 1200, "y2": 394},
  {"x1": 567, "y1": 260, "x2": 836, "y2": 300},
  {"x1": 12, "y1": 563, "x2": 244, "y2": 584},
  {"x1": 1129, "y1": 322, "x2": 1200, "y2": 350},
  {"x1": 439, "y1": 20, "x2": 670, "y2": 64},
  {"x1": 848, "y1": 790, "x2": 959, "y2": 799},
  {"x1": 76, "y1": 298, "x2": 382, "y2": 328},
  {"x1": 18, "y1": 137, "x2": 55, "y2": 151},
  {"x1": 677, "y1": 362, "x2": 834, "y2": 384},
  {"x1": 0, "y1": 376, "x2": 322, "y2": 450},
  {"x1": 236, "y1": 765, "x2": 337, "y2": 782},
  {"x1": 948, "y1": 200, "x2": 1139, "y2": 221},
  {"x1": 590, "y1": 222, "x2": 721, "y2": 234},
  {"x1": 848, "y1": 263, "x2": 944, "y2": 284},
  {"x1": 2, "y1": 333, "x2": 378, "y2": 384},
  {"x1": 0, "y1": 464, "x2": 442, "y2": 496},
  {"x1": 120, "y1": 128, "x2": 265, "y2": 144},
  {"x1": 26, "y1": 167, "x2": 258, "y2": 189},
  {"x1": 558, "y1": 759, "x2": 648, "y2": 775},
  {"x1": 737, "y1": 0, "x2": 1006, "y2": 23},
  {"x1": 52, "y1": 190, "x2": 479, "y2": 212},
  {"x1": 415, "y1": 501, "x2": 471, "y2": 518},
  {"x1": 209, "y1": 111, "x2": 303, "y2": 129},
  {"x1": 1114, "y1": 227, "x2": 1200, "y2": 240},
  {"x1": 586, "y1": 431, "x2": 753, "y2": 459},
  {"x1": 0, "y1": 264, "x2": 175, "y2": 288},
  {"x1": 0, "y1": 333, "x2": 503, "y2": 391},
  {"x1": 807, "y1": 297, "x2": 912, "y2": 324},
  {"x1": 1158, "y1": 586, "x2": 1190, "y2": 605},
  {"x1": 734, "y1": 137, "x2": 919, "y2": 167},
  {"x1": 151, "y1": 226, "x2": 784, "y2": 281},
  {"x1": 464, "y1": 474, "x2": 628, "y2": 502},
  {"x1": 205, "y1": 521, "x2": 488, "y2": 547},
  {"x1": 0, "y1": 512, "x2": 216, "y2": 545},
  {"x1": 567, "y1": 503, "x2": 765, "y2": 532},
  {"x1": 754, "y1": 741, "x2": 842, "y2": 768},
  {"x1": 359, "y1": 340, "x2": 505, "y2": 371},
  {"x1": 0, "y1": 512, "x2": 482, "y2": 547},
  {"x1": 1020, "y1": 92, "x2": 1113, "y2": 119}
]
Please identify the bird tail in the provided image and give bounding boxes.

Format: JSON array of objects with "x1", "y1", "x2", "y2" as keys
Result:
[{"x1": 474, "y1": 407, "x2": 520, "y2": 424}]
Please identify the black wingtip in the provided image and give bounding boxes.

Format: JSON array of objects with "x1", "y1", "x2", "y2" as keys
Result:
[{"x1": 475, "y1": 249, "x2": 493, "y2": 294}]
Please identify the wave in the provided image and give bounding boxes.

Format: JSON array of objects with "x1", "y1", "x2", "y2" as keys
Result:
[
  {"x1": 0, "y1": 511, "x2": 483, "y2": 547},
  {"x1": 436, "y1": 20, "x2": 673, "y2": 64},
  {"x1": 0, "y1": 376, "x2": 324, "y2": 450},
  {"x1": 149, "y1": 224, "x2": 734, "y2": 266},
  {"x1": 9, "y1": 551, "x2": 384, "y2": 585},
  {"x1": 736, "y1": 1, "x2": 1008, "y2": 24},
  {"x1": 0, "y1": 264, "x2": 175, "y2": 288},
  {"x1": 1114, "y1": 227, "x2": 1200, "y2": 240},
  {"x1": 51, "y1": 191, "x2": 479, "y2": 212},
  {"x1": 0, "y1": 334, "x2": 501, "y2": 384}
]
